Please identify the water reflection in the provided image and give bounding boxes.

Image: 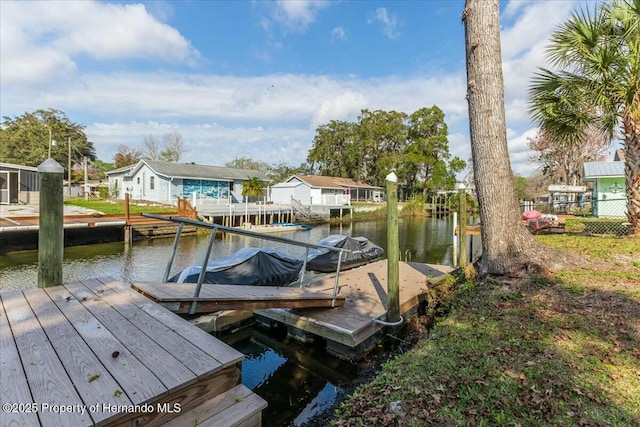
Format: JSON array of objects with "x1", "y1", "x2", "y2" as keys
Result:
[
  {"x1": 227, "y1": 329, "x2": 357, "y2": 427},
  {"x1": 0, "y1": 217, "x2": 480, "y2": 291}
]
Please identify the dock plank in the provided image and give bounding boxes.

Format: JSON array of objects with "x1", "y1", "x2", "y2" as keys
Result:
[
  {"x1": 45, "y1": 285, "x2": 166, "y2": 405},
  {"x1": 23, "y1": 289, "x2": 132, "y2": 426},
  {"x1": 96, "y1": 278, "x2": 243, "y2": 368},
  {"x1": 0, "y1": 298, "x2": 41, "y2": 427},
  {"x1": 1, "y1": 291, "x2": 91, "y2": 427},
  {"x1": 78, "y1": 278, "x2": 223, "y2": 379},
  {"x1": 161, "y1": 384, "x2": 253, "y2": 427},
  {"x1": 62, "y1": 282, "x2": 194, "y2": 393},
  {"x1": 130, "y1": 281, "x2": 345, "y2": 313}
]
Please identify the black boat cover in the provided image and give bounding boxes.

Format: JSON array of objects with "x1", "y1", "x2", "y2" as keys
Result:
[
  {"x1": 169, "y1": 247, "x2": 303, "y2": 286},
  {"x1": 306, "y1": 234, "x2": 384, "y2": 273}
]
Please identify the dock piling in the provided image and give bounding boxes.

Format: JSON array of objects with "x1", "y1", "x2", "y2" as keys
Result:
[
  {"x1": 458, "y1": 184, "x2": 467, "y2": 268},
  {"x1": 386, "y1": 172, "x2": 400, "y2": 325},
  {"x1": 37, "y1": 158, "x2": 64, "y2": 287}
]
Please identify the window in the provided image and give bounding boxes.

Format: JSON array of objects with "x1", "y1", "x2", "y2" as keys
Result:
[
  {"x1": 137, "y1": 177, "x2": 140, "y2": 184},
  {"x1": 150, "y1": 176, "x2": 155, "y2": 190}
]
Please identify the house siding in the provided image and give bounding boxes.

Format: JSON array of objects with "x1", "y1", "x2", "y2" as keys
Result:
[
  {"x1": 593, "y1": 177, "x2": 627, "y2": 218},
  {"x1": 0, "y1": 163, "x2": 39, "y2": 205},
  {"x1": 293, "y1": 184, "x2": 311, "y2": 204}
]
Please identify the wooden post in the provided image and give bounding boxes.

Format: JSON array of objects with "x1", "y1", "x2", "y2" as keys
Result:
[
  {"x1": 452, "y1": 211, "x2": 458, "y2": 267},
  {"x1": 124, "y1": 192, "x2": 131, "y2": 223},
  {"x1": 458, "y1": 184, "x2": 467, "y2": 268},
  {"x1": 124, "y1": 192, "x2": 132, "y2": 245},
  {"x1": 386, "y1": 172, "x2": 400, "y2": 324},
  {"x1": 67, "y1": 137, "x2": 71, "y2": 198},
  {"x1": 83, "y1": 157, "x2": 89, "y2": 201},
  {"x1": 38, "y1": 158, "x2": 64, "y2": 288}
]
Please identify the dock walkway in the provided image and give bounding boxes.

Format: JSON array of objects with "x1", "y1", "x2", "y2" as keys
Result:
[
  {"x1": 130, "y1": 260, "x2": 455, "y2": 359},
  {"x1": 0, "y1": 278, "x2": 266, "y2": 427},
  {"x1": 131, "y1": 282, "x2": 346, "y2": 314},
  {"x1": 256, "y1": 260, "x2": 454, "y2": 358}
]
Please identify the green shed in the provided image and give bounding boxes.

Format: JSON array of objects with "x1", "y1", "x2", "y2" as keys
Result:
[{"x1": 582, "y1": 161, "x2": 626, "y2": 218}]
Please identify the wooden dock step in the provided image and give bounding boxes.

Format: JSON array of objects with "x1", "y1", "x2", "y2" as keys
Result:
[
  {"x1": 162, "y1": 384, "x2": 267, "y2": 427},
  {"x1": 131, "y1": 282, "x2": 345, "y2": 314}
]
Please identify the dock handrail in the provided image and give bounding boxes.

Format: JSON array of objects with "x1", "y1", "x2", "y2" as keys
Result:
[{"x1": 142, "y1": 213, "x2": 350, "y2": 313}]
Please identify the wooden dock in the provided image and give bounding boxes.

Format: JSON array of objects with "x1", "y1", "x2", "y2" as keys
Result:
[
  {"x1": 130, "y1": 282, "x2": 346, "y2": 314},
  {"x1": 0, "y1": 278, "x2": 267, "y2": 427},
  {"x1": 255, "y1": 260, "x2": 455, "y2": 359}
]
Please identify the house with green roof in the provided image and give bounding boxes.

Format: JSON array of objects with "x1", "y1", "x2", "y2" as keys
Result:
[
  {"x1": 582, "y1": 160, "x2": 626, "y2": 218},
  {"x1": 105, "y1": 160, "x2": 267, "y2": 204}
]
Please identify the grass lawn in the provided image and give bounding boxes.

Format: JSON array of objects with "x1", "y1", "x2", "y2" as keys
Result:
[
  {"x1": 333, "y1": 235, "x2": 640, "y2": 426},
  {"x1": 64, "y1": 198, "x2": 177, "y2": 215}
]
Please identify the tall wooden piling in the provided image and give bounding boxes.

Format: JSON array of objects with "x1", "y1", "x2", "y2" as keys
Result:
[
  {"x1": 38, "y1": 158, "x2": 64, "y2": 287},
  {"x1": 386, "y1": 172, "x2": 400, "y2": 324},
  {"x1": 124, "y1": 193, "x2": 132, "y2": 245},
  {"x1": 458, "y1": 184, "x2": 467, "y2": 268}
]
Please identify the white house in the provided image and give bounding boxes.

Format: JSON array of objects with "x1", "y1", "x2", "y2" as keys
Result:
[
  {"x1": 270, "y1": 175, "x2": 382, "y2": 206},
  {"x1": 106, "y1": 160, "x2": 267, "y2": 204},
  {"x1": 0, "y1": 162, "x2": 39, "y2": 205}
]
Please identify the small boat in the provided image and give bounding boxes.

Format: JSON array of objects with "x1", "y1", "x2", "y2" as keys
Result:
[
  {"x1": 169, "y1": 247, "x2": 304, "y2": 286},
  {"x1": 306, "y1": 234, "x2": 384, "y2": 273}
]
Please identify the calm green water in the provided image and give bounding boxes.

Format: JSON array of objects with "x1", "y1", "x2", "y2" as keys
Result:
[
  {"x1": 0, "y1": 217, "x2": 478, "y2": 291},
  {"x1": 0, "y1": 216, "x2": 479, "y2": 426}
]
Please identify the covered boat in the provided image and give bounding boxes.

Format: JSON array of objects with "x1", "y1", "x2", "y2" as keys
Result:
[
  {"x1": 169, "y1": 247, "x2": 304, "y2": 286},
  {"x1": 306, "y1": 234, "x2": 384, "y2": 273}
]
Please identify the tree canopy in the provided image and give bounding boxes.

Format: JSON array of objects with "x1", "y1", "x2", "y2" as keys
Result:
[
  {"x1": 241, "y1": 176, "x2": 265, "y2": 201},
  {"x1": 307, "y1": 107, "x2": 464, "y2": 194},
  {"x1": 113, "y1": 144, "x2": 142, "y2": 168},
  {"x1": 225, "y1": 157, "x2": 270, "y2": 174},
  {"x1": 142, "y1": 133, "x2": 187, "y2": 162},
  {"x1": 528, "y1": 0, "x2": 640, "y2": 235},
  {"x1": 0, "y1": 109, "x2": 96, "y2": 173}
]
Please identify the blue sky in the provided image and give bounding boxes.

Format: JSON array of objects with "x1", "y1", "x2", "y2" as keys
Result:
[{"x1": 0, "y1": 0, "x2": 613, "y2": 177}]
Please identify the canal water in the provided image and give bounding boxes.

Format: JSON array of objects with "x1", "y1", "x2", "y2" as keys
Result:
[{"x1": 0, "y1": 216, "x2": 480, "y2": 426}]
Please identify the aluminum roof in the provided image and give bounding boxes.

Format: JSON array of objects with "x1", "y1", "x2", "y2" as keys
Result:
[{"x1": 583, "y1": 161, "x2": 624, "y2": 180}]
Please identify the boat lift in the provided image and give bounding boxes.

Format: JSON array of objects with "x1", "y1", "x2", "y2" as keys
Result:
[{"x1": 142, "y1": 214, "x2": 352, "y2": 314}]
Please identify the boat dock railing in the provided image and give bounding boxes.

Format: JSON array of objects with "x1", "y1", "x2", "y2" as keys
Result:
[{"x1": 142, "y1": 213, "x2": 352, "y2": 313}]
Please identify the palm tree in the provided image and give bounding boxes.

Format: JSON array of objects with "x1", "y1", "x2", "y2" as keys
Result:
[
  {"x1": 241, "y1": 177, "x2": 264, "y2": 202},
  {"x1": 529, "y1": 0, "x2": 640, "y2": 235}
]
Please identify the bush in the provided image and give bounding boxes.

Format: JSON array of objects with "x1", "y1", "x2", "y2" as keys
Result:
[{"x1": 98, "y1": 187, "x2": 110, "y2": 198}]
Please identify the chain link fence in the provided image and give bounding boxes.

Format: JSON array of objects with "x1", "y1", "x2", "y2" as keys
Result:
[{"x1": 521, "y1": 198, "x2": 630, "y2": 236}]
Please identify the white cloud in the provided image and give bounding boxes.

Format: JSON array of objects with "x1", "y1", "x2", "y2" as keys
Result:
[
  {"x1": 500, "y1": 1, "x2": 575, "y2": 126},
  {"x1": 269, "y1": 0, "x2": 331, "y2": 31},
  {"x1": 331, "y1": 27, "x2": 346, "y2": 41},
  {"x1": 369, "y1": 8, "x2": 400, "y2": 39},
  {"x1": 0, "y1": 1, "x2": 199, "y2": 85}
]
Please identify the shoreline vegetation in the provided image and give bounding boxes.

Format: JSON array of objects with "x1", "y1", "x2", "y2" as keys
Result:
[
  {"x1": 331, "y1": 235, "x2": 640, "y2": 426},
  {"x1": 63, "y1": 198, "x2": 449, "y2": 221}
]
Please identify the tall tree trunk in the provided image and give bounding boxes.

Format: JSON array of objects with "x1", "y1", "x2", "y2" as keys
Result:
[
  {"x1": 462, "y1": 0, "x2": 575, "y2": 275},
  {"x1": 623, "y1": 112, "x2": 640, "y2": 235}
]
